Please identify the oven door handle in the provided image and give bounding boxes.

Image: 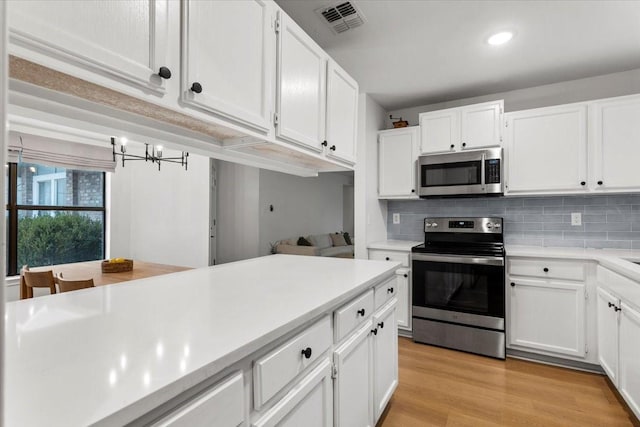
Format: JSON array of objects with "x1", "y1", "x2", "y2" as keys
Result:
[{"x1": 413, "y1": 253, "x2": 504, "y2": 266}]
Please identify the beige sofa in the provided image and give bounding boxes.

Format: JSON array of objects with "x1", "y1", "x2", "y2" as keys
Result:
[{"x1": 275, "y1": 233, "x2": 354, "y2": 258}]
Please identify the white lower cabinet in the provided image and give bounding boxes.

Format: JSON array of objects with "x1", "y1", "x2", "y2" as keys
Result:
[
  {"x1": 373, "y1": 299, "x2": 398, "y2": 422},
  {"x1": 333, "y1": 320, "x2": 373, "y2": 427},
  {"x1": 253, "y1": 359, "x2": 333, "y2": 427},
  {"x1": 619, "y1": 302, "x2": 640, "y2": 419},
  {"x1": 597, "y1": 287, "x2": 619, "y2": 383},
  {"x1": 153, "y1": 372, "x2": 245, "y2": 427},
  {"x1": 509, "y1": 278, "x2": 586, "y2": 358}
]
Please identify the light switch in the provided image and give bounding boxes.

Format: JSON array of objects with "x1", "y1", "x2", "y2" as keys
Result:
[{"x1": 393, "y1": 213, "x2": 400, "y2": 224}]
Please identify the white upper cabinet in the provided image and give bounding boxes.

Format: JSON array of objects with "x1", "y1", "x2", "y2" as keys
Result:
[
  {"x1": 460, "y1": 101, "x2": 503, "y2": 150},
  {"x1": 325, "y1": 60, "x2": 358, "y2": 164},
  {"x1": 419, "y1": 108, "x2": 459, "y2": 154},
  {"x1": 8, "y1": 0, "x2": 170, "y2": 95},
  {"x1": 181, "y1": 0, "x2": 273, "y2": 133},
  {"x1": 275, "y1": 11, "x2": 328, "y2": 152},
  {"x1": 419, "y1": 100, "x2": 502, "y2": 154},
  {"x1": 590, "y1": 94, "x2": 640, "y2": 193},
  {"x1": 378, "y1": 127, "x2": 420, "y2": 198},
  {"x1": 505, "y1": 104, "x2": 588, "y2": 195}
]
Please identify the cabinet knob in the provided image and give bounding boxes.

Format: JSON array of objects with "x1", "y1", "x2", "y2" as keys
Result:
[
  {"x1": 404, "y1": 274, "x2": 408, "y2": 278},
  {"x1": 543, "y1": 267, "x2": 549, "y2": 272},
  {"x1": 597, "y1": 181, "x2": 603, "y2": 185},
  {"x1": 411, "y1": 189, "x2": 415, "y2": 193},
  {"x1": 462, "y1": 142, "x2": 466, "y2": 148},
  {"x1": 387, "y1": 287, "x2": 394, "y2": 294},
  {"x1": 580, "y1": 181, "x2": 586, "y2": 186},
  {"x1": 608, "y1": 302, "x2": 614, "y2": 308},
  {"x1": 371, "y1": 328, "x2": 378, "y2": 336},
  {"x1": 378, "y1": 321, "x2": 385, "y2": 329},
  {"x1": 450, "y1": 144, "x2": 454, "y2": 149},
  {"x1": 190, "y1": 82, "x2": 203, "y2": 93},
  {"x1": 330, "y1": 145, "x2": 336, "y2": 151},
  {"x1": 158, "y1": 66, "x2": 172, "y2": 79},
  {"x1": 321, "y1": 140, "x2": 328, "y2": 147},
  {"x1": 357, "y1": 308, "x2": 366, "y2": 316},
  {"x1": 301, "y1": 347, "x2": 312, "y2": 359},
  {"x1": 385, "y1": 257, "x2": 390, "y2": 261},
  {"x1": 614, "y1": 306, "x2": 621, "y2": 312},
  {"x1": 510, "y1": 282, "x2": 515, "y2": 287}
]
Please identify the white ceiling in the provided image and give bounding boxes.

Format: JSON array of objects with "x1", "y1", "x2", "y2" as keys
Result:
[{"x1": 275, "y1": 0, "x2": 640, "y2": 110}]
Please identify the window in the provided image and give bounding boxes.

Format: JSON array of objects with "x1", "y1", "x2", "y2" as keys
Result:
[{"x1": 5, "y1": 162, "x2": 106, "y2": 276}]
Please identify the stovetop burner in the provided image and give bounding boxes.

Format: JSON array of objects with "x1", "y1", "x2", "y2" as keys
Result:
[{"x1": 412, "y1": 216, "x2": 505, "y2": 257}]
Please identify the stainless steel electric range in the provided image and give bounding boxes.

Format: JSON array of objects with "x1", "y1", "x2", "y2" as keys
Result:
[{"x1": 411, "y1": 217, "x2": 506, "y2": 359}]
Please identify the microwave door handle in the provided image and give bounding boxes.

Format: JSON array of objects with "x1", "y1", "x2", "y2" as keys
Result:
[{"x1": 481, "y1": 152, "x2": 486, "y2": 192}]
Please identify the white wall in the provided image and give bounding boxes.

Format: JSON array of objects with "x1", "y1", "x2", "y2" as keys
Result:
[
  {"x1": 109, "y1": 145, "x2": 210, "y2": 268},
  {"x1": 387, "y1": 68, "x2": 640, "y2": 127},
  {"x1": 258, "y1": 170, "x2": 352, "y2": 256},
  {"x1": 354, "y1": 93, "x2": 388, "y2": 259},
  {"x1": 216, "y1": 161, "x2": 260, "y2": 264}
]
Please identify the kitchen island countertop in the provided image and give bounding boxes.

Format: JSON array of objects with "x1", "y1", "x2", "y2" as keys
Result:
[{"x1": 5, "y1": 254, "x2": 399, "y2": 426}]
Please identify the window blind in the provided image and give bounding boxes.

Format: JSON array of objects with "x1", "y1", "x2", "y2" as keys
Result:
[{"x1": 7, "y1": 132, "x2": 116, "y2": 173}]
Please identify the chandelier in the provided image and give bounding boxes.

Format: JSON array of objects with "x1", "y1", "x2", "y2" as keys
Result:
[{"x1": 111, "y1": 137, "x2": 188, "y2": 171}]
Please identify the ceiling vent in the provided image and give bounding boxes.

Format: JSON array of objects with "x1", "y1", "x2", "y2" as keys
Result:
[{"x1": 315, "y1": 2, "x2": 365, "y2": 34}]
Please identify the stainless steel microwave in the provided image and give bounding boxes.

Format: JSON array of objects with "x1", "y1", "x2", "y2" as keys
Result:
[{"x1": 417, "y1": 148, "x2": 503, "y2": 197}]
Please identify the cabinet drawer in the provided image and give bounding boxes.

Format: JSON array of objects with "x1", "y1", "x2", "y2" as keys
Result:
[
  {"x1": 368, "y1": 250, "x2": 409, "y2": 267},
  {"x1": 374, "y1": 276, "x2": 398, "y2": 310},
  {"x1": 254, "y1": 315, "x2": 332, "y2": 409},
  {"x1": 509, "y1": 258, "x2": 586, "y2": 281},
  {"x1": 334, "y1": 289, "x2": 374, "y2": 343},
  {"x1": 153, "y1": 372, "x2": 245, "y2": 427}
]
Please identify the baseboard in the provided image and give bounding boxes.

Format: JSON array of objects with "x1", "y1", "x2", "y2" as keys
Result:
[
  {"x1": 507, "y1": 348, "x2": 603, "y2": 374},
  {"x1": 398, "y1": 329, "x2": 412, "y2": 338}
]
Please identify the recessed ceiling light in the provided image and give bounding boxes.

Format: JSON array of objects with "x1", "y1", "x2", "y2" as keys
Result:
[{"x1": 488, "y1": 31, "x2": 513, "y2": 46}]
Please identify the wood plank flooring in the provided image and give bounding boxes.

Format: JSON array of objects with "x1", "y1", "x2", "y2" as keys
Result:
[{"x1": 379, "y1": 337, "x2": 639, "y2": 427}]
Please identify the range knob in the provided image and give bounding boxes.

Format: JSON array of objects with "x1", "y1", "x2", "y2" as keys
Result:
[
  {"x1": 432, "y1": 222, "x2": 438, "y2": 227},
  {"x1": 425, "y1": 222, "x2": 432, "y2": 228},
  {"x1": 486, "y1": 222, "x2": 494, "y2": 229},
  {"x1": 494, "y1": 223, "x2": 501, "y2": 228}
]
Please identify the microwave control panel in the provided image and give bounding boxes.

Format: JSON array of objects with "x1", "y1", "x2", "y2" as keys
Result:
[{"x1": 485, "y1": 159, "x2": 501, "y2": 184}]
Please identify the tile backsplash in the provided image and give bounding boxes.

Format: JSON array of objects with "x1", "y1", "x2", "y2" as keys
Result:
[{"x1": 387, "y1": 194, "x2": 640, "y2": 250}]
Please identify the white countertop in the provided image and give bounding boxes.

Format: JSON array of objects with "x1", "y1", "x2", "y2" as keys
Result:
[
  {"x1": 368, "y1": 240, "x2": 422, "y2": 251},
  {"x1": 4, "y1": 255, "x2": 399, "y2": 426}
]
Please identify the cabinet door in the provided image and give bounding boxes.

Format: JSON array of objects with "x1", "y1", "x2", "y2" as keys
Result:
[
  {"x1": 591, "y1": 95, "x2": 640, "y2": 192},
  {"x1": 372, "y1": 299, "x2": 398, "y2": 422},
  {"x1": 276, "y1": 12, "x2": 327, "y2": 152},
  {"x1": 182, "y1": 0, "x2": 273, "y2": 132},
  {"x1": 378, "y1": 127, "x2": 419, "y2": 198},
  {"x1": 326, "y1": 60, "x2": 358, "y2": 164},
  {"x1": 509, "y1": 278, "x2": 586, "y2": 358},
  {"x1": 597, "y1": 287, "x2": 620, "y2": 385},
  {"x1": 395, "y1": 271, "x2": 411, "y2": 331},
  {"x1": 619, "y1": 302, "x2": 640, "y2": 420},
  {"x1": 253, "y1": 359, "x2": 333, "y2": 427},
  {"x1": 505, "y1": 105, "x2": 587, "y2": 194},
  {"x1": 154, "y1": 372, "x2": 245, "y2": 427},
  {"x1": 419, "y1": 109, "x2": 459, "y2": 154},
  {"x1": 460, "y1": 101, "x2": 502, "y2": 150},
  {"x1": 333, "y1": 321, "x2": 373, "y2": 427},
  {"x1": 9, "y1": 0, "x2": 169, "y2": 95}
]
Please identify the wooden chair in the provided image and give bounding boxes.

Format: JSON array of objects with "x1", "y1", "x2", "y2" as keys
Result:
[
  {"x1": 56, "y1": 272, "x2": 95, "y2": 293},
  {"x1": 21, "y1": 265, "x2": 57, "y2": 299}
]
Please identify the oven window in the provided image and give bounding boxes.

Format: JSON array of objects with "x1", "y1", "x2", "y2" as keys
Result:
[
  {"x1": 413, "y1": 260, "x2": 504, "y2": 317},
  {"x1": 422, "y1": 161, "x2": 481, "y2": 187}
]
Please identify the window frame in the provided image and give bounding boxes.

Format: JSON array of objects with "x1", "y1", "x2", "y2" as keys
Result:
[{"x1": 6, "y1": 162, "x2": 107, "y2": 276}]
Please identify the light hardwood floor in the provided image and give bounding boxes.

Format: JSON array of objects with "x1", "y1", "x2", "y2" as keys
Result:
[{"x1": 379, "y1": 337, "x2": 639, "y2": 427}]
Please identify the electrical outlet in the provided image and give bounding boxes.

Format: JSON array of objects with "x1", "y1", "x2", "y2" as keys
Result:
[
  {"x1": 571, "y1": 212, "x2": 582, "y2": 226},
  {"x1": 393, "y1": 213, "x2": 400, "y2": 224}
]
